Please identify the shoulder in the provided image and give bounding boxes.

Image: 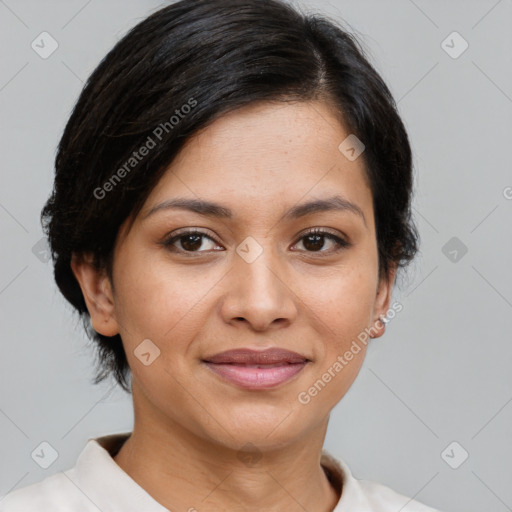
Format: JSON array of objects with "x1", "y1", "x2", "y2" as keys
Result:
[
  {"x1": 0, "y1": 470, "x2": 93, "y2": 512},
  {"x1": 321, "y1": 451, "x2": 442, "y2": 512},
  {"x1": 358, "y1": 478, "x2": 442, "y2": 512}
]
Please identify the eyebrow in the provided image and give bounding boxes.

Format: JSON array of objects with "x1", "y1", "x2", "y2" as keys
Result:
[{"x1": 143, "y1": 195, "x2": 367, "y2": 227}]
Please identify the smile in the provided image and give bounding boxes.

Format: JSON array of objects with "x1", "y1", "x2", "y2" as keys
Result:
[{"x1": 202, "y1": 361, "x2": 309, "y2": 389}]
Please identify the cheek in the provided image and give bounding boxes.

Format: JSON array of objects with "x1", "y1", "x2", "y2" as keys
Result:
[
  {"x1": 111, "y1": 253, "x2": 217, "y2": 351},
  {"x1": 301, "y1": 264, "x2": 377, "y2": 399},
  {"x1": 297, "y1": 273, "x2": 373, "y2": 408},
  {"x1": 303, "y1": 264, "x2": 377, "y2": 338}
]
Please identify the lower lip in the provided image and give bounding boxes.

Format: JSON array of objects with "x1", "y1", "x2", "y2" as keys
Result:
[{"x1": 202, "y1": 362, "x2": 308, "y2": 389}]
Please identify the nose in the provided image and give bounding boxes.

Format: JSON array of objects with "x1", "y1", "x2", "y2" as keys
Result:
[{"x1": 219, "y1": 244, "x2": 298, "y2": 332}]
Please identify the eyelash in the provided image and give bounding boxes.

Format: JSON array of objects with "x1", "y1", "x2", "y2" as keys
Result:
[{"x1": 162, "y1": 228, "x2": 350, "y2": 256}]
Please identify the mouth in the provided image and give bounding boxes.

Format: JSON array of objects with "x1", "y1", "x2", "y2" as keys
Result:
[{"x1": 201, "y1": 348, "x2": 310, "y2": 390}]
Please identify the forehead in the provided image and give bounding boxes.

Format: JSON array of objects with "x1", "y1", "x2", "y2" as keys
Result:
[{"x1": 140, "y1": 100, "x2": 373, "y2": 225}]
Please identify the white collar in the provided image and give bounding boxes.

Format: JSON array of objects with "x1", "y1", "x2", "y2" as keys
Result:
[
  {"x1": 61, "y1": 431, "x2": 435, "y2": 511},
  {"x1": 65, "y1": 432, "x2": 167, "y2": 510}
]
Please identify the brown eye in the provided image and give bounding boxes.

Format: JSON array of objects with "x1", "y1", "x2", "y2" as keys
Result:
[
  {"x1": 294, "y1": 229, "x2": 350, "y2": 254},
  {"x1": 163, "y1": 230, "x2": 222, "y2": 253}
]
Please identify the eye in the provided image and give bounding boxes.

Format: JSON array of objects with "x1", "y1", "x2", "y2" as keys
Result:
[
  {"x1": 292, "y1": 228, "x2": 350, "y2": 254},
  {"x1": 162, "y1": 227, "x2": 350, "y2": 255},
  {"x1": 162, "y1": 229, "x2": 223, "y2": 253}
]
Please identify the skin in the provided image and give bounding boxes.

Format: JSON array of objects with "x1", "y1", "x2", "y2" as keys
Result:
[{"x1": 72, "y1": 100, "x2": 396, "y2": 512}]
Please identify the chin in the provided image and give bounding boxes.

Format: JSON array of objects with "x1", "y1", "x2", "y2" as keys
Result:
[{"x1": 203, "y1": 402, "x2": 317, "y2": 450}]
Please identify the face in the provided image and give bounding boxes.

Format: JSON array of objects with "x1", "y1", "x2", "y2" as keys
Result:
[{"x1": 73, "y1": 100, "x2": 395, "y2": 451}]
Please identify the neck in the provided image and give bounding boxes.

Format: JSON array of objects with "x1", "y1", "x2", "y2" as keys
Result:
[{"x1": 113, "y1": 402, "x2": 340, "y2": 512}]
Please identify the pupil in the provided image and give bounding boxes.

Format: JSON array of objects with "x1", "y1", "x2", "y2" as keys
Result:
[
  {"x1": 182, "y1": 234, "x2": 202, "y2": 251},
  {"x1": 304, "y1": 234, "x2": 323, "y2": 251}
]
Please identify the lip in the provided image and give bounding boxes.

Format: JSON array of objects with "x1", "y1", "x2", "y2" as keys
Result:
[{"x1": 202, "y1": 348, "x2": 310, "y2": 390}]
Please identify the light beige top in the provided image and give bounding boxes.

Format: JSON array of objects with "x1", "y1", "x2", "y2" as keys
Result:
[{"x1": 1, "y1": 432, "x2": 442, "y2": 511}]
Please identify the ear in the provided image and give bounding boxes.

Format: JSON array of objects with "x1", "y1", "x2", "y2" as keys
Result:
[
  {"x1": 369, "y1": 263, "x2": 397, "y2": 340},
  {"x1": 70, "y1": 253, "x2": 120, "y2": 337}
]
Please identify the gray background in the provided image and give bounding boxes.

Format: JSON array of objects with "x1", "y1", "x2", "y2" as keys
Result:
[{"x1": 0, "y1": 1, "x2": 511, "y2": 511}]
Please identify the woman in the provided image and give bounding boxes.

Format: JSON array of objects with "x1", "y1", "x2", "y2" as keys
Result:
[{"x1": 1, "y1": 0, "x2": 442, "y2": 510}]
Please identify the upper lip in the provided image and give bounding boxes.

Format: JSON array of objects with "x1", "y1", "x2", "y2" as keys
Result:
[{"x1": 202, "y1": 348, "x2": 309, "y2": 365}]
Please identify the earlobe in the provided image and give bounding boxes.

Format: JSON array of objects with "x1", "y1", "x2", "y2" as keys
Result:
[
  {"x1": 70, "y1": 253, "x2": 120, "y2": 337},
  {"x1": 370, "y1": 265, "x2": 397, "y2": 340}
]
